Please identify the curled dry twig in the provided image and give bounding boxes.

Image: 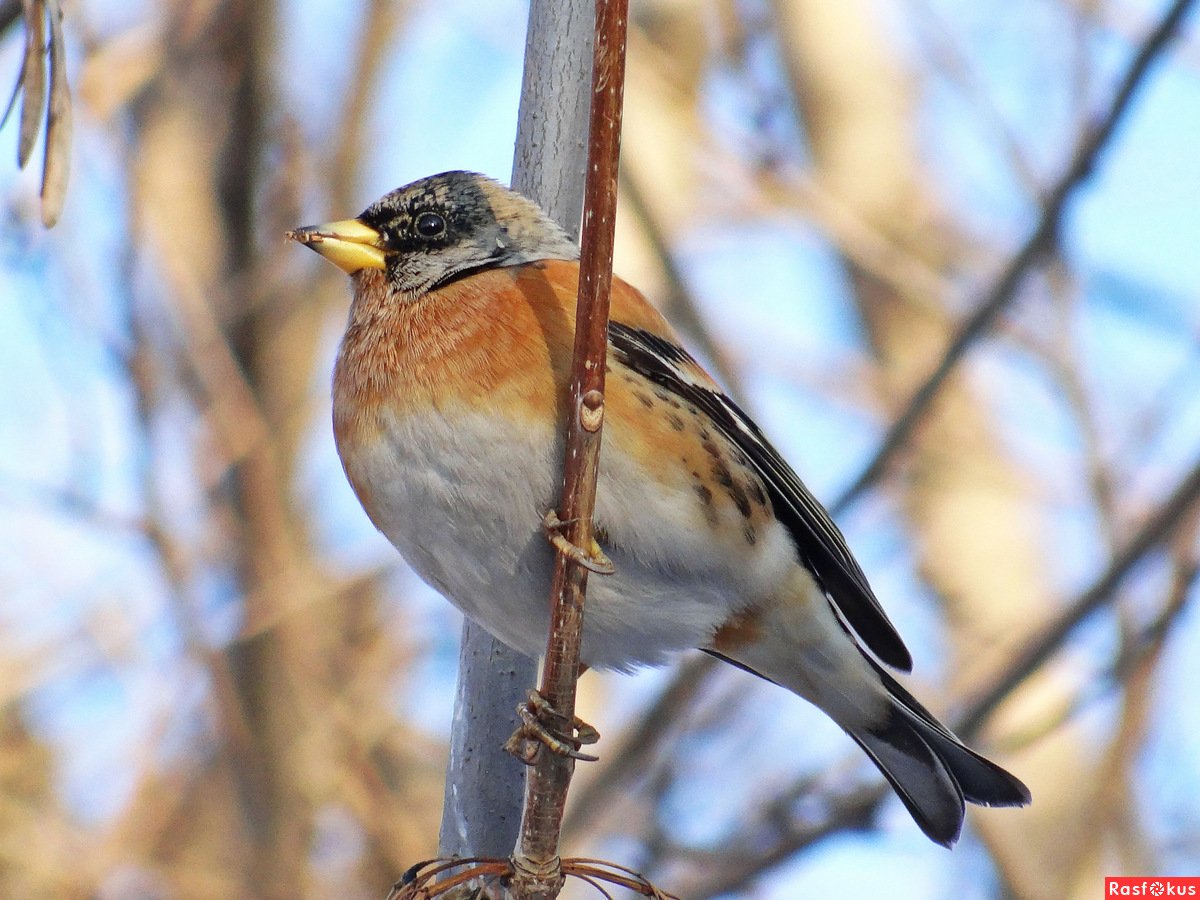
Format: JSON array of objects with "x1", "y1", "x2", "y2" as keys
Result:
[
  {"x1": 2, "y1": 0, "x2": 72, "y2": 226},
  {"x1": 387, "y1": 856, "x2": 679, "y2": 900}
]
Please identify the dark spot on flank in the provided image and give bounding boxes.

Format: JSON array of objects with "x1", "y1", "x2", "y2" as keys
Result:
[
  {"x1": 725, "y1": 477, "x2": 753, "y2": 518},
  {"x1": 743, "y1": 525, "x2": 757, "y2": 546},
  {"x1": 695, "y1": 483, "x2": 718, "y2": 525},
  {"x1": 701, "y1": 438, "x2": 721, "y2": 460},
  {"x1": 750, "y1": 480, "x2": 767, "y2": 507},
  {"x1": 667, "y1": 413, "x2": 685, "y2": 431},
  {"x1": 712, "y1": 461, "x2": 733, "y2": 487},
  {"x1": 651, "y1": 388, "x2": 682, "y2": 409},
  {"x1": 634, "y1": 391, "x2": 654, "y2": 408}
]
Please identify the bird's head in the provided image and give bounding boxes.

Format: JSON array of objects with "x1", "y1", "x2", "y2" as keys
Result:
[{"x1": 288, "y1": 171, "x2": 579, "y2": 297}]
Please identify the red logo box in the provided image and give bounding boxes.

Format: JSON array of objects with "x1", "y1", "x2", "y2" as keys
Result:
[{"x1": 1106, "y1": 878, "x2": 1200, "y2": 897}]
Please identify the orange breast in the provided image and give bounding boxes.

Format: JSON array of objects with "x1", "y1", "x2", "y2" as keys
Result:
[{"x1": 333, "y1": 259, "x2": 675, "y2": 439}]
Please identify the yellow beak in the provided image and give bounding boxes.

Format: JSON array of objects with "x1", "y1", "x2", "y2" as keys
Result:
[{"x1": 287, "y1": 218, "x2": 388, "y2": 274}]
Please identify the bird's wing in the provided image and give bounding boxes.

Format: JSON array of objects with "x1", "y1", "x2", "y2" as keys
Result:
[{"x1": 607, "y1": 320, "x2": 913, "y2": 672}]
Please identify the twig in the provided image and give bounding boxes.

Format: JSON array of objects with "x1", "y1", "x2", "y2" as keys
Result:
[
  {"x1": 438, "y1": 0, "x2": 593, "y2": 863},
  {"x1": 509, "y1": 1, "x2": 629, "y2": 896},
  {"x1": 832, "y1": 0, "x2": 1198, "y2": 515}
]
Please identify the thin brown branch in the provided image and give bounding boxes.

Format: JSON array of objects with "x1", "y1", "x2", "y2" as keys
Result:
[
  {"x1": 510, "y1": 1, "x2": 629, "y2": 896},
  {"x1": 832, "y1": 0, "x2": 1197, "y2": 515}
]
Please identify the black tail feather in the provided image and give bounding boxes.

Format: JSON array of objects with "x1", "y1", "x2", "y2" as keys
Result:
[
  {"x1": 872, "y1": 662, "x2": 1031, "y2": 808},
  {"x1": 850, "y1": 662, "x2": 1031, "y2": 845},
  {"x1": 849, "y1": 712, "x2": 965, "y2": 846}
]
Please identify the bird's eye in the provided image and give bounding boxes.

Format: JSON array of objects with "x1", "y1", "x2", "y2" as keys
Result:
[{"x1": 415, "y1": 211, "x2": 446, "y2": 238}]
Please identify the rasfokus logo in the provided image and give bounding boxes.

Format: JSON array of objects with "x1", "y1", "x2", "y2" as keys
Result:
[{"x1": 1105, "y1": 877, "x2": 1200, "y2": 896}]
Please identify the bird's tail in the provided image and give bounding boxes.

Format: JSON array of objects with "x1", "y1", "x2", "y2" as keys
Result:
[{"x1": 847, "y1": 663, "x2": 1031, "y2": 846}]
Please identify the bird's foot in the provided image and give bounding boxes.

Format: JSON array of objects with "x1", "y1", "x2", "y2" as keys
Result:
[
  {"x1": 542, "y1": 510, "x2": 615, "y2": 575},
  {"x1": 504, "y1": 689, "x2": 600, "y2": 764}
]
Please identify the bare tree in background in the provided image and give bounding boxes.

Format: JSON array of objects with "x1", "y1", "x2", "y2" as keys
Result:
[{"x1": 1, "y1": 1, "x2": 1198, "y2": 898}]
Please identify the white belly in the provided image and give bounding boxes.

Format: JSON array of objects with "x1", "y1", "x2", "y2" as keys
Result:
[{"x1": 340, "y1": 407, "x2": 797, "y2": 670}]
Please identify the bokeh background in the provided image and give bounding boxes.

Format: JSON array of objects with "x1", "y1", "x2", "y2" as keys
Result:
[{"x1": 2, "y1": 0, "x2": 1199, "y2": 897}]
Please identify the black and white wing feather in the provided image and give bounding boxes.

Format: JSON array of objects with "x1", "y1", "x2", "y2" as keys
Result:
[{"x1": 609, "y1": 322, "x2": 913, "y2": 672}]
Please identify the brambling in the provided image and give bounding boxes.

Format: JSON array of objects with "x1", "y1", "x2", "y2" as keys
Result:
[{"x1": 289, "y1": 171, "x2": 1030, "y2": 846}]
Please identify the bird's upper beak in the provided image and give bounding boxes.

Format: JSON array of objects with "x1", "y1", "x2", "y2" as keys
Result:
[{"x1": 287, "y1": 218, "x2": 388, "y2": 274}]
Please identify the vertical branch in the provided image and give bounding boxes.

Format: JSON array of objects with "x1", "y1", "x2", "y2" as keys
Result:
[
  {"x1": 438, "y1": 0, "x2": 594, "y2": 864},
  {"x1": 510, "y1": 0, "x2": 629, "y2": 896}
]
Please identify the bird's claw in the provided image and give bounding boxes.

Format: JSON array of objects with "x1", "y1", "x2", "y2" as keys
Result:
[
  {"x1": 542, "y1": 510, "x2": 615, "y2": 575},
  {"x1": 504, "y1": 690, "x2": 600, "y2": 764}
]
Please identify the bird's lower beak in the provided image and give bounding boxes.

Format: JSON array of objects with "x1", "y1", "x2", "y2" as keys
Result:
[{"x1": 287, "y1": 218, "x2": 388, "y2": 274}]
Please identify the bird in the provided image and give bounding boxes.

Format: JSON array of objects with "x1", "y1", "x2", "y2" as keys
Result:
[{"x1": 288, "y1": 170, "x2": 1030, "y2": 847}]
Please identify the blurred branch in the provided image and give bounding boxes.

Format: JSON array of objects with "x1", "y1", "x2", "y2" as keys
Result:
[
  {"x1": 832, "y1": 0, "x2": 1197, "y2": 515},
  {"x1": 329, "y1": 0, "x2": 407, "y2": 212},
  {"x1": 618, "y1": 170, "x2": 740, "y2": 390},
  {"x1": 960, "y1": 453, "x2": 1200, "y2": 735},
  {"x1": 1007, "y1": 542, "x2": 1199, "y2": 751},
  {"x1": 906, "y1": 0, "x2": 1040, "y2": 194},
  {"x1": 763, "y1": 166, "x2": 954, "y2": 313},
  {"x1": 1065, "y1": 0, "x2": 1200, "y2": 71},
  {"x1": 676, "y1": 780, "x2": 888, "y2": 900},
  {"x1": 1042, "y1": 263, "x2": 1119, "y2": 533}
]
